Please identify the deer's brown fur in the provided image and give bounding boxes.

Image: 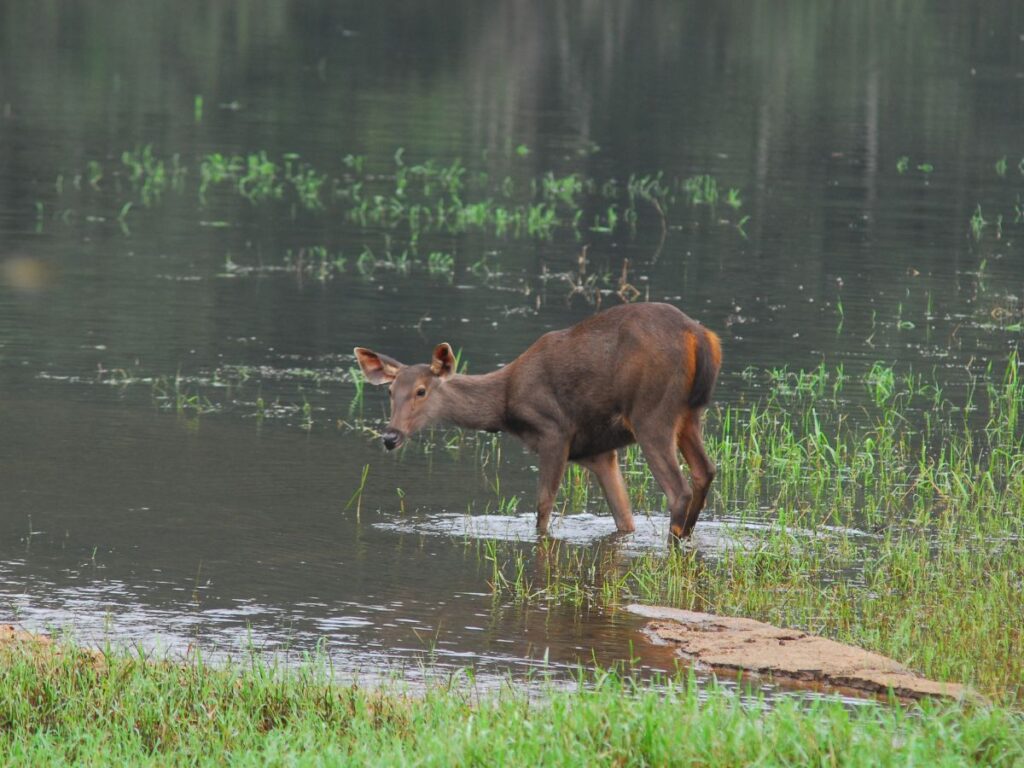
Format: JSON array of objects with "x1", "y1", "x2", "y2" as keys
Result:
[{"x1": 355, "y1": 302, "x2": 721, "y2": 539}]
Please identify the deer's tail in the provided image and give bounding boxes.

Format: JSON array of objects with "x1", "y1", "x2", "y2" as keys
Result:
[{"x1": 686, "y1": 328, "x2": 722, "y2": 410}]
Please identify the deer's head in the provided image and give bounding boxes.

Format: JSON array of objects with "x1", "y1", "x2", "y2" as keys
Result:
[{"x1": 353, "y1": 344, "x2": 455, "y2": 450}]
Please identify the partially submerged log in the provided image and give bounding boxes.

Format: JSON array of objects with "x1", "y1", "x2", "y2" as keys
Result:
[{"x1": 628, "y1": 605, "x2": 967, "y2": 701}]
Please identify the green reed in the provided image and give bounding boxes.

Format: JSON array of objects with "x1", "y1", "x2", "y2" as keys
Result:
[
  {"x1": 62, "y1": 147, "x2": 749, "y2": 245},
  {"x1": 479, "y1": 354, "x2": 1024, "y2": 699}
]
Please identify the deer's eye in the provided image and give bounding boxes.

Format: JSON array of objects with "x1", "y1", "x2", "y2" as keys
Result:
[{"x1": 416, "y1": 387, "x2": 427, "y2": 397}]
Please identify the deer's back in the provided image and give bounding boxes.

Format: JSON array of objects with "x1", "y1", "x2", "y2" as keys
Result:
[{"x1": 503, "y1": 303, "x2": 707, "y2": 458}]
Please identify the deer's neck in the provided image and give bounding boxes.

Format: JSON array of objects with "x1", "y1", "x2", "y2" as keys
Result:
[{"x1": 437, "y1": 369, "x2": 509, "y2": 433}]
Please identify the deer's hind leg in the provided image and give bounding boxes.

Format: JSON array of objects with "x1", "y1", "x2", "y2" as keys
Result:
[
  {"x1": 634, "y1": 418, "x2": 693, "y2": 540},
  {"x1": 576, "y1": 450, "x2": 635, "y2": 533},
  {"x1": 677, "y1": 409, "x2": 716, "y2": 537}
]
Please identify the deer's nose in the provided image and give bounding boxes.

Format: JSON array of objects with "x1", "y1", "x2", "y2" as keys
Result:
[{"x1": 382, "y1": 428, "x2": 404, "y2": 451}]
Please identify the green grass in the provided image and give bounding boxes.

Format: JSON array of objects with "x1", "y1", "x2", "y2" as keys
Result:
[
  {"x1": 480, "y1": 355, "x2": 1024, "y2": 701},
  {"x1": 1, "y1": 640, "x2": 1022, "y2": 766},
  {"x1": 60, "y1": 146, "x2": 749, "y2": 249}
]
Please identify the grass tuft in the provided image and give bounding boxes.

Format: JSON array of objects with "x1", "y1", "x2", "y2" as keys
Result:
[{"x1": 1, "y1": 639, "x2": 1022, "y2": 765}]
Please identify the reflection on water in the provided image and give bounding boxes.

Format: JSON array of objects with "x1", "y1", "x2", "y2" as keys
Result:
[{"x1": 1, "y1": 1, "x2": 1023, "y2": 697}]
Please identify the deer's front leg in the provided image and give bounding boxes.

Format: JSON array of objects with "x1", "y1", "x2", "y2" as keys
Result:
[
  {"x1": 535, "y1": 440, "x2": 569, "y2": 535},
  {"x1": 577, "y1": 450, "x2": 635, "y2": 533}
]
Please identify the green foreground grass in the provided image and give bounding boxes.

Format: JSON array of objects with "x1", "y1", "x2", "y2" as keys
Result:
[{"x1": 1, "y1": 640, "x2": 1022, "y2": 767}]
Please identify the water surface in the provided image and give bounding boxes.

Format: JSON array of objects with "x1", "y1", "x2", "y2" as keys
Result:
[{"x1": 2, "y1": 1, "x2": 1023, "y2": 693}]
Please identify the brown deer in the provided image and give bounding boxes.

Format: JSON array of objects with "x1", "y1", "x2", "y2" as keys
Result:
[{"x1": 354, "y1": 302, "x2": 721, "y2": 539}]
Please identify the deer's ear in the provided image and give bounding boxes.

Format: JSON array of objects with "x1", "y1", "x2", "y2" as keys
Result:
[
  {"x1": 354, "y1": 347, "x2": 403, "y2": 385},
  {"x1": 430, "y1": 343, "x2": 456, "y2": 379}
]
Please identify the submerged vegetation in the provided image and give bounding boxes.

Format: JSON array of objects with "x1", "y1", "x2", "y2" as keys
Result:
[
  {"x1": 44, "y1": 146, "x2": 749, "y2": 270},
  {"x1": 1, "y1": 638, "x2": 1022, "y2": 766},
  {"x1": 896, "y1": 151, "x2": 1024, "y2": 244},
  {"x1": 970, "y1": 154, "x2": 1024, "y2": 242}
]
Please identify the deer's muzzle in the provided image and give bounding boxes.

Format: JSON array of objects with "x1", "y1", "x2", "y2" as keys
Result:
[{"x1": 382, "y1": 428, "x2": 404, "y2": 451}]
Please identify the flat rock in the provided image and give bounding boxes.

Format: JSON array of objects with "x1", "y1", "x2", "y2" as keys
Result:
[{"x1": 628, "y1": 605, "x2": 967, "y2": 701}]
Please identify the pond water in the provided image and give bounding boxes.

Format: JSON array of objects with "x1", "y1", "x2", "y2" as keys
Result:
[{"x1": 1, "y1": 2, "x2": 1023, "y2": 693}]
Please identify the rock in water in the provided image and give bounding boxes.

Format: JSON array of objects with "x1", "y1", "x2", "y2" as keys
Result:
[{"x1": 628, "y1": 605, "x2": 967, "y2": 701}]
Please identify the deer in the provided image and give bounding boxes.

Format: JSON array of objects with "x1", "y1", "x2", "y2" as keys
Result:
[{"x1": 354, "y1": 302, "x2": 721, "y2": 539}]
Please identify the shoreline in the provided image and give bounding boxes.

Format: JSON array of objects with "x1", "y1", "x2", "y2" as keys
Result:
[{"x1": 2, "y1": 622, "x2": 1021, "y2": 765}]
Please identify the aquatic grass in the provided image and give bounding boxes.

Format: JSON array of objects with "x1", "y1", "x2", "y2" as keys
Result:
[
  {"x1": 1, "y1": 640, "x2": 1022, "y2": 766},
  {"x1": 238, "y1": 151, "x2": 283, "y2": 203},
  {"x1": 65, "y1": 147, "x2": 748, "y2": 244},
  {"x1": 479, "y1": 354, "x2": 1024, "y2": 699},
  {"x1": 199, "y1": 153, "x2": 243, "y2": 203},
  {"x1": 345, "y1": 463, "x2": 371, "y2": 521},
  {"x1": 426, "y1": 250, "x2": 454, "y2": 278},
  {"x1": 683, "y1": 173, "x2": 719, "y2": 206},
  {"x1": 285, "y1": 246, "x2": 347, "y2": 281},
  {"x1": 119, "y1": 146, "x2": 188, "y2": 207},
  {"x1": 77, "y1": 346, "x2": 1024, "y2": 698},
  {"x1": 151, "y1": 374, "x2": 216, "y2": 415},
  {"x1": 284, "y1": 156, "x2": 326, "y2": 210},
  {"x1": 348, "y1": 366, "x2": 365, "y2": 414},
  {"x1": 895, "y1": 156, "x2": 935, "y2": 175},
  {"x1": 342, "y1": 153, "x2": 365, "y2": 174},
  {"x1": 484, "y1": 508, "x2": 1023, "y2": 698},
  {"x1": 86, "y1": 160, "x2": 103, "y2": 190}
]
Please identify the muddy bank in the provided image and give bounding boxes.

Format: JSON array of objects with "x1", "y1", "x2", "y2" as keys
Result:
[
  {"x1": 628, "y1": 606, "x2": 967, "y2": 701},
  {"x1": 0, "y1": 624, "x2": 105, "y2": 667},
  {"x1": 1, "y1": 624, "x2": 39, "y2": 645}
]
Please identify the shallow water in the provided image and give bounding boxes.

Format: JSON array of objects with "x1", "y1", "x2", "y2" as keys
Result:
[{"x1": 2, "y1": 1, "x2": 1023, "y2": 696}]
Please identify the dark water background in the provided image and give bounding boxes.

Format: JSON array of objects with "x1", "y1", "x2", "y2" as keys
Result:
[{"x1": 2, "y1": 2, "x2": 1024, "y2": 690}]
